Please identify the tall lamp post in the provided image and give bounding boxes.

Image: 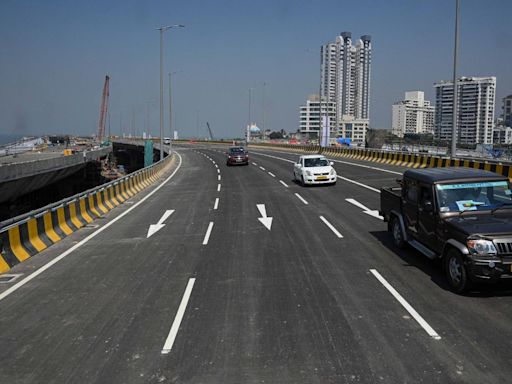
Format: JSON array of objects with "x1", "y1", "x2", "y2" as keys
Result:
[
  {"x1": 450, "y1": 0, "x2": 460, "y2": 157},
  {"x1": 168, "y1": 70, "x2": 182, "y2": 153},
  {"x1": 157, "y1": 24, "x2": 184, "y2": 160},
  {"x1": 247, "y1": 87, "x2": 255, "y2": 144}
]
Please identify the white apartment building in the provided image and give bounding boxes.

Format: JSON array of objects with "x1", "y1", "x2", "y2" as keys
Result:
[
  {"x1": 338, "y1": 116, "x2": 368, "y2": 146},
  {"x1": 299, "y1": 94, "x2": 336, "y2": 139},
  {"x1": 434, "y1": 77, "x2": 496, "y2": 145},
  {"x1": 320, "y1": 32, "x2": 371, "y2": 145},
  {"x1": 493, "y1": 126, "x2": 512, "y2": 144},
  {"x1": 392, "y1": 91, "x2": 435, "y2": 138}
]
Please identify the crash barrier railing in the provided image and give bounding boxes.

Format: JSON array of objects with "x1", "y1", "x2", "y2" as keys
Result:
[
  {"x1": 248, "y1": 143, "x2": 512, "y2": 180},
  {"x1": 0, "y1": 149, "x2": 174, "y2": 274}
]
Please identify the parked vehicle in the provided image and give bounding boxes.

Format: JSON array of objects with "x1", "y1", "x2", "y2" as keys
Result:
[
  {"x1": 293, "y1": 155, "x2": 337, "y2": 186},
  {"x1": 226, "y1": 147, "x2": 249, "y2": 166},
  {"x1": 380, "y1": 167, "x2": 512, "y2": 293}
]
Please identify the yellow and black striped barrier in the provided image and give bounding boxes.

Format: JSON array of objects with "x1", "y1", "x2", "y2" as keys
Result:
[
  {"x1": 249, "y1": 143, "x2": 512, "y2": 181},
  {"x1": 0, "y1": 154, "x2": 174, "y2": 274}
]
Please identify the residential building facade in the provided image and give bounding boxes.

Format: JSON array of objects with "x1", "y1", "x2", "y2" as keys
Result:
[
  {"x1": 503, "y1": 95, "x2": 512, "y2": 128},
  {"x1": 299, "y1": 94, "x2": 336, "y2": 139},
  {"x1": 434, "y1": 77, "x2": 496, "y2": 145},
  {"x1": 392, "y1": 91, "x2": 435, "y2": 138}
]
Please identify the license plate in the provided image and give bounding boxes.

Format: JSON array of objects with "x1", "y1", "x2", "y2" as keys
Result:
[{"x1": 316, "y1": 176, "x2": 327, "y2": 180}]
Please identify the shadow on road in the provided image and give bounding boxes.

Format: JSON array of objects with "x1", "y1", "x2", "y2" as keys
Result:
[{"x1": 370, "y1": 230, "x2": 512, "y2": 298}]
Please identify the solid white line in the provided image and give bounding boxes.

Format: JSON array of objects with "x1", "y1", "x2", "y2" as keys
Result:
[
  {"x1": 294, "y1": 193, "x2": 308, "y2": 205},
  {"x1": 345, "y1": 198, "x2": 371, "y2": 211},
  {"x1": 259, "y1": 166, "x2": 266, "y2": 171},
  {"x1": 217, "y1": 184, "x2": 221, "y2": 192},
  {"x1": 0, "y1": 153, "x2": 184, "y2": 303},
  {"x1": 214, "y1": 198, "x2": 219, "y2": 210},
  {"x1": 202, "y1": 222, "x2": 214, "y2": 245},
  {"x1": 369, "y1": 269, "x2": 441, "y2": 340},
  {"x1": 250, "y1": 151, "x2": 381, "y2": 193},
  {"x1": 337, "y1": 175, "x2": 380, "y2": 193},
  {"x1": 218, "y1": 175, "x2": 221, "y2": 181},
  {"x1": 161, "y1": 278, "x2": 196, "y2": 354},
  {"x1": 332, "y1": 159, "x2": 402, "y2": 175},
  {"x1": 268, "y1": 172, "x2": 275, "y2": 177},
  {"x1": 319, "y1": 216, "x2": 343, "y2": 238},
  {"x1": 279, "y1": 180, "x2": 289, "y2": 188}
]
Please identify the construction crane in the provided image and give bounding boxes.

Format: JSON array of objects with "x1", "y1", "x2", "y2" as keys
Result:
[
  {"x1": 97, "y1": 75, "x2": 110, "y2": 143},
  {"x1": 206, "y1": 121, "x2": 214, "y2": 141}
]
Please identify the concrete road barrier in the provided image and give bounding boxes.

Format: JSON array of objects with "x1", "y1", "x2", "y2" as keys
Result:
[{"x1": 0, "y1": 153, "x2": 175, "y2": 274}]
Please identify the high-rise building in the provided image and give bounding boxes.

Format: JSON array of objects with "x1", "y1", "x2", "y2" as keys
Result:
[
  {"x1": 320, "y1": 32, "x2": 371, "y2": 145},
  {"x1": 299, "y1": 94, "x2": 336, "y2": 139},
  {"x1": 434, "y1": 77, "x2": 496, "y2": 145},
  {"x1": 392, "y1": 91, "x2": 435, "y2": 138},
  {"x1": 503, "y1": 95, "x2": 512, "y2": 128}
]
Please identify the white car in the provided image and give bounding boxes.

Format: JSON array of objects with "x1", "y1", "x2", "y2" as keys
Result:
[{"x1": 293, "y1": 155, "x2": 337, "y2": 186}]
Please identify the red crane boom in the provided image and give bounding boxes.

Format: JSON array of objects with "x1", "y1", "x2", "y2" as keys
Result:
[{"x1": 97, "y1": 75, "x2": 110, "y2": 141}]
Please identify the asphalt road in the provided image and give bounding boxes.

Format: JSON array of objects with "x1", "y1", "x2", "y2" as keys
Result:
[{"x1": 1, "y1": 145, "x2": 511, "y2": 383}]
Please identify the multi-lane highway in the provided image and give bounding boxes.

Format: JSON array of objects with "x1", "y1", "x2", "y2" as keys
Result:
[{"x1": 1, "y1": 145, "x2": 511, "y2": 383}]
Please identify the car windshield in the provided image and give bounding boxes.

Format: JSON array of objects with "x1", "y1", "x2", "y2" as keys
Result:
[
  {"x1": 436, "y1": 181, "x2": 512, "y2": 212},
  {"x1": 229, "y1": 148, "x2": 245, "y2": 154},
  {"x1": 304, "y1": 158, "x2": 329, "y2": 167}
]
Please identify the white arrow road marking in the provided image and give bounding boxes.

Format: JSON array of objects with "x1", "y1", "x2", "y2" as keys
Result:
[
  {"x1": 257, "y1": 204, "x2": 273, "y2": 230},
  {"x1": 147, "y1": 210, "x2": 175, "y2": 238},
  {"x1": 345, "y1": 198, "x2": 383, "y2": 220}
]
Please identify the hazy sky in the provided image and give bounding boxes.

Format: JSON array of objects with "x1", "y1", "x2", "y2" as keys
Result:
[{"x1": 1, "y1": 0, "x2": 511, "y2": 139}]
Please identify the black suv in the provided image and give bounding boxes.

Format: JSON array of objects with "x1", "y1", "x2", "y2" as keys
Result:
[{"x1": 380, "y1": 167, "x2": 512, "y2": 293}]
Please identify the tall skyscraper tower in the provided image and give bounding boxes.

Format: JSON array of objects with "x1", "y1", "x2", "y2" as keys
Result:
[{"x1": 320, "y1": 32, "x2": 371, "y2": 145}]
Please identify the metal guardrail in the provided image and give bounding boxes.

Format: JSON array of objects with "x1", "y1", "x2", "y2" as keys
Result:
[{"x1": 0, "y1": 144, "x2": 171, "y2": 230}]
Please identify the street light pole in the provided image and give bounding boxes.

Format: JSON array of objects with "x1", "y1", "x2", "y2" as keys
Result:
[
  {"x1": 157, "y1": 24, "x2": 184, "y2": 161},
  {"x1": 248, "y1": 87, "x2": 254, "y2": 143},
  {"x1": 168, "y1": 71, "x2": 182, "y2": 153},
  {"x1": 450, "y1": 0, "x2": 460, "y2": 157}
]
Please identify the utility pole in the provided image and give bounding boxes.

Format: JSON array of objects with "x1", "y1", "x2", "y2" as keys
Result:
[{"x1": 450, "y1": 0, "x2": 460, "y2": 157}]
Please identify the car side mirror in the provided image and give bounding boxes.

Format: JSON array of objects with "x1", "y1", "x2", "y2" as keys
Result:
[
  {"x1": 330, "y1": 162, "x2": 334, "y2": 166},
  {"x1": 296, "y1": 163, "x2": 302, "y2": 168},
  {"x1": 423, "y1": 200, "x2": 434, "y2": 212}
]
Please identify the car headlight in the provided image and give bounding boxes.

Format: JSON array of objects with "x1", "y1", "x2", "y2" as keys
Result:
[
  {"x1": 467, "y1": 239, "x2": 497, "y2": 255},
  {"x1": 305, "y1": 170, "x2": 312, "y2": 176},
  {"x1": 330, "y1": 168, "x2": 336, "y2": 175}
]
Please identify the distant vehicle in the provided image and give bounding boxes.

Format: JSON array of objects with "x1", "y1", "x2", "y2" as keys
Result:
[
  {"x1": 226, "y1": 147, "x2": 249, "y2": 166},
  {"x1": 293, "y1": 155, "x2": 337, "y2": 186},
  {"x1": 163, "y1": 137, "x2": 171, "y2": 145},
  {"x1": 380, "y1": 167, "x2": 512, "y2": 293}
]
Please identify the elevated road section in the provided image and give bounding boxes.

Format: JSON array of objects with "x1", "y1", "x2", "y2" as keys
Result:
[{"x1": 0, "y1": 146, "x2": 112, "y2": 204}]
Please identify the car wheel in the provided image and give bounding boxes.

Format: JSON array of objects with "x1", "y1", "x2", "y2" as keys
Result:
[
  {"x1": 391, "y1": 217, "x2": 405, "y2": 249},
  {"x1": 301, "y1": 176, "x2": 306, "y2": 187},
  {"x1": 445, "y1": 249, "x2": 471, "y2": 293}
]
